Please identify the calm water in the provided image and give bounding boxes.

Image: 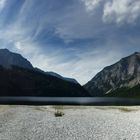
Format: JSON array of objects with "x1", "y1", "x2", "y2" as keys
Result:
[{"x1": 0, "y1": 97, "x2": 140, "y2": 105}]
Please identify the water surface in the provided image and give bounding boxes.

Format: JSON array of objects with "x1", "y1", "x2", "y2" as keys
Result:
[{"x1": 0, "y1": 97, "x2": 140, "y2": 105}]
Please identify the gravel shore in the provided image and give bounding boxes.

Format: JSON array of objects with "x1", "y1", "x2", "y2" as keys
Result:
[{"x1": 0, "y1": 106, "x2": 140, "y2": 140}]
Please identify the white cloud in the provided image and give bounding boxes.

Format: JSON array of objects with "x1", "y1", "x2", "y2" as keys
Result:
[
  {"x1": 15, "y1": 41, "x2": 22, "y2": 50},
  {"x1": 103, "y1": 0, "x2": 140, "y2": 24},
  {"x1": 47, "y1": 47, "x2": 123, "y2": 85},
  {"x1": 0, "y1": 0, "x2": 6, "y2": 11},
  {"x1": 81, "y1": 0, "x2": 102, "y2": 11}
]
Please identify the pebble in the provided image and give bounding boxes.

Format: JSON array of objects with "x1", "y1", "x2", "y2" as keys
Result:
[{"x1": 0, "y1": 106, "x2": 139, "y2": 140}]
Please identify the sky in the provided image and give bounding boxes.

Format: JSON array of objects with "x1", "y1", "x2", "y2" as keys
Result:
[{"x1": 0, "y1": 0, "x2": 140, "y2": 85}]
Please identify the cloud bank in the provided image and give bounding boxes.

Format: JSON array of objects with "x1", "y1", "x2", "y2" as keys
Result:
[{"x1": 103, "y1": 0, "x2": 140, "y2": 24}]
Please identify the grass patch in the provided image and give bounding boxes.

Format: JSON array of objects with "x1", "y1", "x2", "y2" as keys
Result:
[
  {"x1": 33, "y1": 106, "x2": 47, "y2": 112},
  {"x1": 118, "y1": 107, "x2": 139, "y2": 112},
  {"x1": 95, "y1": 106, "x2": 139, "y2": 112}
]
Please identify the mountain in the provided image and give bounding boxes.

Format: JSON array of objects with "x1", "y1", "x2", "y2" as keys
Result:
[
  {"x1": 0, "y1": 49, "x2": 33, "y2": 69},
  {"x1": 84, "y1": 52, "x2": 140, "y2": 97},
  {"x1": 34, "y1": 68, "x2": 78, "y2": 84},
  {"x1": 46, "y1": 72, "x2": 78, "y2": 84},
  {"x1": 0, "y1": 66, "x2": 89, "y2": 97},
  {"x1": 0, "y1": 48, "x2": 78, "y2": 84},
  {"x1": 0, "y1": 49, "x2": 89, "y2": 97}
]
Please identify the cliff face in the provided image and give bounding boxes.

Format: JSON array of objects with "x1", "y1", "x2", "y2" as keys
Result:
[{"x1": 84, "y1": 52, "x2": 140, "y2": 97}]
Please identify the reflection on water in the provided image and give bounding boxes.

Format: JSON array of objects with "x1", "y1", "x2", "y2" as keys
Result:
[{"x1": 0, "y1": 97, "x2": 140, "y2": 105}]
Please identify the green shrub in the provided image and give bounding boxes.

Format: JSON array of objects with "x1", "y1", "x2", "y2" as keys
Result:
[{"x1": 54, "y1": 110, "x2": 64, "y2": 117}]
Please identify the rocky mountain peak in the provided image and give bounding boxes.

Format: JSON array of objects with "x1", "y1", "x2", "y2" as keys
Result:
[
  {"x1": 84, "y1": 52, "x2": 140, "y2": 96},
  {"x1": 0, "y1": 48, "x2": 33, "y2": 69}
]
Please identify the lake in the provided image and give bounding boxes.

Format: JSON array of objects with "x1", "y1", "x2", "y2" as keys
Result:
[{"x1": 0, "y1": 97, "x2": 140, "y2": 105}]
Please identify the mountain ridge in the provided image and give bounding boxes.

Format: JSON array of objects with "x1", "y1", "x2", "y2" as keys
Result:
[
  {"x1": 0, "y1": 48, "x2": 78, "y2": 85},
  {"x1": 0, "y1": 48, "x2": 89, "y2": 97},
  {"x1": 84, "y1": 52, "x2": 140, "y2": 97},
  {"x1": 0, "y1": 49, "x2": 33, "y2": 69}
]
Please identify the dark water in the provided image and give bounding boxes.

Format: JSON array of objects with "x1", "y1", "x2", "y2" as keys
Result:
[{"x1": 0, "y1": 97, "x2": 140, "y2": 105}]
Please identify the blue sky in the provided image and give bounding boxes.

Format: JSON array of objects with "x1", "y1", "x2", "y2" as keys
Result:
[{"x1": 0, "y1": 0, "x2": 140, "y2": 84}]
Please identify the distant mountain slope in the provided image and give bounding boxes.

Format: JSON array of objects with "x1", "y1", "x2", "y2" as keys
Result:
[
  {"x1": 46, "y1": 72, "x2": 78, "y2": 84},
  {"x1": 0, "y1": 48, "x2": 79, "y2": 84},
  {"x1": 84, "y1": 52, "x2": 140, "y2": 97},
  {"x1": 0, "y1": 66, "x2": 89, "y2": 97},
  {"x1": 0, "y1": 49, "x2": 33, "y2": 69},
  {"x1": 35, "y1": 68, "x2": 78, "y2": 84},
  {"x1": 106, "y1": 85, "x2": 140, "y2": 98},
  {"x1": 0, "y1": 49, "x2": 89, "y2": 97}
]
